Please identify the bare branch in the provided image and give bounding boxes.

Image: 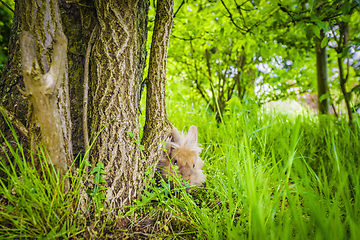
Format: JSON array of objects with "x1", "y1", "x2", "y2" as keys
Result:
[
  {"x1": 173, "y1": 0, "x2": 184, "y2": 18},
  {"x1": 220, "y1": 0, "x2": 247, "y2": 34}
]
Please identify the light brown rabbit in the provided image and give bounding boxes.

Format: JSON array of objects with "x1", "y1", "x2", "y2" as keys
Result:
[{"x1": 157, "y1": 125, "x2": 206, "y2": 186}]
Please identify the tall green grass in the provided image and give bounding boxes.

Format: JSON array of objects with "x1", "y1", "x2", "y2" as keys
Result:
[
  {"x1": 133, "y1": 93, "x2": 360, "y2": 239},
  {"x1": 0, "y1": 116, "x2": 87, "y2": 239},
  {"x1": 0, "y1": 93, "x2": 359, "y2": 239}
]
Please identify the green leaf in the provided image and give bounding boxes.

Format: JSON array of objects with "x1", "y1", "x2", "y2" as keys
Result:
[
  {"x1": 312, "y1": 25, "x2": 320, "y2": 38},
  {"x1": 319, "y1": 92, "x2": 330, "y2": 102},
  {"x1": 269, "y1": 0, "x2": 279, "y2": 6},
  {"x1": 305, "y1": 26, "x2": 313, "y2": 40},
  {"x1": 340, "y1": 15, "x2": 351, "y2": 23},
  {"x1": 310, "y1": 15, "x2": 319, "y2": 23},
  {"x1": 309, "y1": 0, "x2": 314, "y2": 9},
  {"x1": 91, "y1": 161, "x2": 105, "y2": 174},
  {"x1": 316, "y1": 20, "x2": 325, "y2": 29},
  {"x1": 97, "y1": 161, "x2": 105, "y2": 169},
  {"x1": 341, "y1": 46, "x2": 350, "y2": 58},
  {"x1": 321, "y1": 37, "x2": 328, "y2": 48},
  {"x1": 126, "y1": 131, "x2": 134, "y2": 138},
  {"x1": 220, "y1": 27, "x2": 224, "y2": 36},
  {"x1": 94, "y1": 174, "x2": 106, "y2": 183},
  {"x1": 336, "y1": 94, "x2": 344, "y2": 104},
  {"x1": 297, "y1": 21, "x2": 305, "y2": 30},
  {"x1": 351, "y1": 85, "x2": 360, "y2": 94},
  {"x1": 341, "y1": 0, "x2": 351, "y2": 15},
  {"x1": 261, "y1": 47, "x2": 269, "y2": 59}
]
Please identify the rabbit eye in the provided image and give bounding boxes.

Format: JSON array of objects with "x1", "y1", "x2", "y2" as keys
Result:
[
  {"x1": 193, "y1": 164, "x2": 195, "y2": 168},
  {"x1": 174, "y1": 160, "x2": 177, "y2": 165}
]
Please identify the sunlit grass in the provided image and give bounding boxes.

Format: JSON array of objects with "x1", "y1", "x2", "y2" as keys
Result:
[
  {"x1": 1, "y1": 93, "x2": 359, "y2": 239},
  {"x1": 0, "y1": 115, "x2": 87, "y2": 239},
  {"x1": 133, "y1": 92, "x2": 360, "y2": 239}
]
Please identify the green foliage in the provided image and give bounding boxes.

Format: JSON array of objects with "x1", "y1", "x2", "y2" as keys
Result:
[
  {"x1": 87, "y1": 161, "x2": 107, "y2": 214},
  {"x1": 168, "y1": 1, "x2": 259, "y2": 119},
  {"x1": 126, "y1": 130, "x2": 145, "y2": 151},
  {"x1": 0, "y1": 0, "x2": 14, "y2": 73},
  {"x1": 0, "y1": 0, "x2": 359, "y2": 238},
  {"x1": 167, "y1": 0, "x2": 360, "y2": 116}
]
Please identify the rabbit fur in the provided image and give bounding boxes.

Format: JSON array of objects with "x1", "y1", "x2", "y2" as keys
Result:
[{"x1": 157, "y1": 125, "x2": 206, "y2": 186}]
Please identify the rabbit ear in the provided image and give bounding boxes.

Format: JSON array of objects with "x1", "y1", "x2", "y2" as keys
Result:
[
  {"x1": 171, "y1": 127, "x2": 182, "y2": 144},
  {"x1": 186, "y1": 125, "x2": 198, "y2": 146}
]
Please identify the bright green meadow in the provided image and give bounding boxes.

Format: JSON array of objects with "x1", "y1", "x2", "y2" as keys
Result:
[{"x1": 0, "y1": 92, "x2": 359, "y2": 239}]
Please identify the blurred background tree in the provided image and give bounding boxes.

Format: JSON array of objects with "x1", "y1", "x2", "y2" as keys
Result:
[{"x1": 162, "y1": 0, "x2": 360, "y2": 123}]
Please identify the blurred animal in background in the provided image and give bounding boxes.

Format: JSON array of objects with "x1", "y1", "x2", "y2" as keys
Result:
[{"x1": 157, "y1": 125, "x2": 206, "y2": 187}]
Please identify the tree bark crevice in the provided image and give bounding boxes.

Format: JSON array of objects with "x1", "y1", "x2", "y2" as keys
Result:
[{"x1": 89, "y1": 0, "x2": 149, "y2": 212}]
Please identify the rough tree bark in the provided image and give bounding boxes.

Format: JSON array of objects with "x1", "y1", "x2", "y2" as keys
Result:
[
  {"x1": 59, "y1": 0, "x2": 97, "y2": 157},
  {"x1": 0, "y1": 1, "x2": 27, "y2": 155},
  {"x1": 18, "y1": 0, "x2": 73, "y2": 189},
  {"x1": 315, "y1": 31, "x2": 330, "y2": 115},
  {"x1": 89, "y1": 0, "x2": 150, "y2": 211},
  {"x1": 1, "y1": 0, "x2": 175, "y2": 216},
  {"x1": 141, "y1": 0, "x2": 173, "y2": 169}
]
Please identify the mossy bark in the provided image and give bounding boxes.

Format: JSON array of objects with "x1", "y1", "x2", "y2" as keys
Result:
[{"x1": 0, "y1": 1, "x2": 27, "y2": 148}]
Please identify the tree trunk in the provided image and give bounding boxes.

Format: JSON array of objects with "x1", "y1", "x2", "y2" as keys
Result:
[
  {"x1": 142, "y1": 0, "x2": 174, "y2": 168},
  {"x1": 18, "y1": 0, "x2": 72, "y2": 190},
  {"x1": 337, "y1": 23, "x2": 353, "y2": 124},
  {"x1": 0, "y1": 0, "x2": 97, "y2": 163},
  {"x1": 59, "y1": 0, "x2": 97, "y2": 157},
  {"x1": 89, "y1": 0, "x2": 149, "y2": 211},
  {"x1": 0, "y1": 1, "x2": 28, "y2": 157},
  {"x1": 1, "y1": 0, "x2": 174, "y2": 216},
  {"x1": 315, "y1": 32, "x2": 329, "y2": 115}
]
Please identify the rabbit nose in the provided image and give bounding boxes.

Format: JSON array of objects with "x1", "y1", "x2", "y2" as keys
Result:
[{"x1": 178, "y1": 167, "x2": 190, "y2": 179}]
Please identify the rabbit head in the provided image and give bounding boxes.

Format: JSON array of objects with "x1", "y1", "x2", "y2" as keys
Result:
[{"x1": 158, "y1": 125, "x2": 206, "y2": 186}]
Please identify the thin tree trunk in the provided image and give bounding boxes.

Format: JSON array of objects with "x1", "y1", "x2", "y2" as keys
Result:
[
  {"x1": 338, "y1": 23, "x2": 353, "y2": 124},
  {"x1": 90, "y1": 0, "x2": 149, "y2": 211},
  {"x1": 205, "y1": 49, "x2": 223, "y2": 122},
  {"x1": 142, "y1": 0, "x2": 174, "y2": 167},
  {"x1": 189, "y1": 40, "x2": 214, "y2": 111},
  {"x1": 315, "y1": 32, "x2": 329, "y2": 115}
]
